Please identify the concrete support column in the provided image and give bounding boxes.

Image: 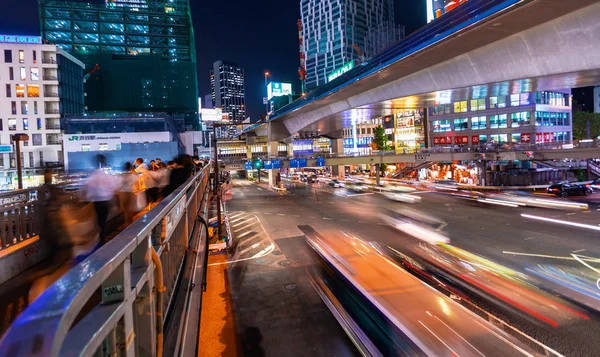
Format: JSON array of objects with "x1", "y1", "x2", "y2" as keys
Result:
[
  {"x1": 287, "y1": 142, "x2": 294, "y2": 158},
  {"x1": 267, "y1": 141, "x2": 280, "y2": 187},
  {"x1": 330, "y1": 138, "x2": 345, "y2": 178},
  {"x1": 375, "y1": 164, "x2": 381, "y2": 186},
  {"x1": 246, "y1": 145, "x2": 252, "y2": 160}
]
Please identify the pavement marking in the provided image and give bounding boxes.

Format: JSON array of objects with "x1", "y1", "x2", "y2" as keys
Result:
[
  {"x1": 277, "y1": 214, "x2": 286, "y2": 216},
  {"x1": 566, "y1": 213, "x2": 577, "y2": 216},
  {"x1": 377, "y1": 223, "x2": 387, "y2": 226},
  {"x1": 327, "y1": 201, "x2": 336, "y2": 204},
  {"x1": 309, "y1": 216, "x2": 317, "y2": 219},
  {"x1": 572, "y1": 249, "x2": 587, "y2": 253},
  {"x1": 257, "y1": 187, "x2": 262, "y2": 191},
  {"x1": 502, "y1": 251, "x2": 600, "y2": 262},
  {"x1": 341, "y1": 219, "x2": 349, "y2": 222},
  {"x1": 444, "y1": 204, "x2": 450, "y2": 206},
  {"x1": 236, "y1": 230, "x2": 255, "y2": 239},
  {"x1": 231, "y1": 217, "x2": 254, "y2": 226},
  {"x1": 358, "y1": 221, "x2": 366, "y2": 224},
  {"x1": 346, "y1": 193, "x2": 374, "y2": 197},
  {"x1": 524, "y1": 237, "x2": 536, "y2": 240},
  {"x1": 238, "y1": 242, "x2": 261, "y2": 255},
  {"x1": 323, "y1": 217, "x2": 332, "y2": 220},
  {"x1": 263, "y1": 212, "x2": 271, "y2": 215},
  {"x1": 292, "y1": 215, "x2": 300, "y2": 217}
]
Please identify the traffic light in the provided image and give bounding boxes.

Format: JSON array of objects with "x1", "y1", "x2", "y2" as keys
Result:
[{"x1": 253, "y1": 159, "x2": 263, "y2": 170}]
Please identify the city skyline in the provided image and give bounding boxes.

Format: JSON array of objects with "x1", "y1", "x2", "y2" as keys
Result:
[{"x1": 0, "y1": 0, "x2": 427, "y2": 119}]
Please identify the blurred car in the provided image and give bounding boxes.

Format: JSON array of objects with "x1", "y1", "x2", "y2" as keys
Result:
[
  {"x1": 590, "y1": 178, "x2": 600, "y2": 190},
  {"x1": 547, "y1": 183, "x2": 592, "y2": 197},
  {"x1": 328, "y1": 179, "x2": 345, "y2": 188},
  {"x1": 346, "y1": 181, "x2": 367, "y2": 192}
]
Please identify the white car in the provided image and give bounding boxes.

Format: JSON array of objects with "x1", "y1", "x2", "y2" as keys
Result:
[{"x1": 329, "y1": 179, "x2": 345, "y2": 188}]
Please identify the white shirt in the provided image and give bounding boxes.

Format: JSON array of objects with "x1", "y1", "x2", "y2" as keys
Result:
[{"x1": 86, "y1": 169, "x2": 119, "y2": 202}]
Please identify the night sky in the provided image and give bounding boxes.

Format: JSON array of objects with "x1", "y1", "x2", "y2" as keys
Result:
[{"x1": 0, "y1": 0, "x2": 426, "y2": 119}]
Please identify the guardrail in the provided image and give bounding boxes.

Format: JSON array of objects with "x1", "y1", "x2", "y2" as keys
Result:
[
  {"x1": 0, "y1": 165, "x2": 212, "y2": 357},
  {"x1": 0, "y1": 188, "x2": 42, "y2": 251}
]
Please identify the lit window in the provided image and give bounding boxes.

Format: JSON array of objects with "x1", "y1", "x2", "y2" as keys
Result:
[
  {"x1": 20, "y1": 67, "x2": 26, "y2": 80},
  {"x1": 490, "y1": 96, "x2": 504, "y2": 108},
  {"x1": 27, "y1": 85, "x2": 39, "y2": 97},
  {"x1": 490, "y1": 134, "x2": 508, "y2": 143},
  {"x1": 432, "y1": 120, "x2": 451, "y2": 132},
  {"x1": 34, "y1": 101, "x2": 38, "y2": 114},
  {"x1": 470, "y1": 116, "x2": 486, "y2": 130},
  {"x1": 16, "y1": 84, "x2": 24, "y2": 97},
  {"x1": 81, "y1": 144, "x2": 91, "y2": 152},
  {"x1": 18, "y1": 50, "x2": 24, "y2": 63},
  {"x1": 453, "y1": 101, "x2": 467, "y2": 113},
  {"x1": 490, "y1": 114, "x2": 507, "y2": 129},
  {"x1": 510, "y1": 112, "x2": 530, "y2": 127},
  {"x1": 453, "y1": 118, "x2": 468, "y2": 131},
  {"x1": 8, "y1": 118, "x2": 16, "y2": 130},
  {"x1": 510, "y1": 93, "x2": 530, "y2": 106},
  {"x1": 37, "y1": 118, "x2": 42, "y2": 129},
  {"x1": 30, "y1": 68, "x2": 39, "y2": 81},
  {"x1": 21, "y1": 101, "x2": 28, "y2": 114},
  {"x1": 469, "y1": 98, "x2": 486, "y2": 111},
  {"x1": 23, "y1": 118, "x2": 28, "y2": 130},
  {"x1": 99, "y1": 143, "x2": 108, "y2": 151}
]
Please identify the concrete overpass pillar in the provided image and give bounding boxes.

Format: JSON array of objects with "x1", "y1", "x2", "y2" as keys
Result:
[
  {"x1": 330, "y1": 138, "x2": 345, "y2": 178},
  {"x1": 267, "y1": 141, "x2": 280, "y2": 187}
]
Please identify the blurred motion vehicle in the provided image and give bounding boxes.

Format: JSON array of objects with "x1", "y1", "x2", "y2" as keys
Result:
[
  {"x1": 547, "y1": 183, "x2": 592, "y2": 197},
  {"x1": 589, "y1": 178, "x2": 600, "y2": 190},
  {"x1": 301, "y1": 226, "x2": 545, "y2": 357},
  {"x1": 380, "y1": 207, "x2": 449, "y2": 245},
  {"x1": 328, "y1": 179, "x2": 345, "y2": 188},
  {"x1": 346, "y1": 181, "x2": 367, "y2": 192},
  {"x1": 382, "y1": 191, "x2": 421, "y2": 204}
]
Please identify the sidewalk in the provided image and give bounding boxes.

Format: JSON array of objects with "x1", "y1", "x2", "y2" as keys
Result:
[{"x1": 198, "y1": 253, "x2": 238, "y2": 357}]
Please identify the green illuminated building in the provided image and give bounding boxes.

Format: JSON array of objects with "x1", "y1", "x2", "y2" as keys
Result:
[{"x1": 39, "y1": 0, "x2": 199, "y2": 129}]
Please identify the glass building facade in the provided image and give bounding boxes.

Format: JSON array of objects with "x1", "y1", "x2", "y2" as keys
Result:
[
  {"x1": 39, "y1": 0, "x2": 199, "y2": 129},
  {"x1": 210, "y1": 60, "x2": 245, "y2": 137},
  {"x1": 300, "y1": 0, "x2": 395, "y2": 90}
]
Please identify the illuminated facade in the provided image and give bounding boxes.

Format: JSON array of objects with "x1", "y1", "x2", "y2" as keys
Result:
[
  {"x1": 300, "y1": 0, "x2": 395, "y2": 90},
  {"x1": 395, "y1": 109, "x2": 426, "y2": 154},
  {"x1": 0, "y1": 37, "x2": 85, "y2": 187},
  {"x1": 39, "y1": 0, "x2": 199, "y2": 129},
  {"x1": 428, "y1": 90, "x2": 572, "y2": 147},
  {"x1": 211, "y1": 60, "x2": 245, "y2": 137}
]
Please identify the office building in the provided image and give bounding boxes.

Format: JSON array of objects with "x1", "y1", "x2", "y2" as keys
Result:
[
  {"x1": 0, "y1": 35, "x2": 85, "y2": 189},
  {"x1": 428, "y1": 90, "x2": 572, "y2": 147},
  {"x1": 39, "y1": 0, "x2": 199, "y2": 129},
  {"x1": 300, "y1": 0, "x2": 395, "y2": 90},
  {"x1": 210, "y1": 60, "x2": 245, "y2": 137}
]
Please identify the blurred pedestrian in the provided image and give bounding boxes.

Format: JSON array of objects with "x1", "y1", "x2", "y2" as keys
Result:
[
  {"x1": 85, "y1": 154, "x2": 119, "y2": 240},
  {"x1": 158, "y1": 162, "x2": 171, "y2": 199},
  {"x1": 119, "y1": 162, "x2": 138, "y2": 226}
]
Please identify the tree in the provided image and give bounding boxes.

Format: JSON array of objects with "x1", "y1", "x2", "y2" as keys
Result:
[
  {"x1": 371, "y1": 125, "x2": 391, "y2": 151},
  {"x1": 572, "y1": 111, "x2": 600, "y2": 140}
]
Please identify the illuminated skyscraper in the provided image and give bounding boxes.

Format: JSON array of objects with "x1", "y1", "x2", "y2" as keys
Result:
[
  {"x1": 300, "y1": 0, "x2": 395, "y2": 90},
  {"x1": 39, "y1": 0, "x2": 199, "y2": 129}
]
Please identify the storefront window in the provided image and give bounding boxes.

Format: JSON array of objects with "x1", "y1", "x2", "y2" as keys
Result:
[
  {"x1": 479, "y1": 135, "x2": 488, "y2": 144},
  {"x1": 433, "y1": 104, "x2": 452, "y2": 115},
  {"x1": 470, "y1": 98, "x2": 486, "y2": 111},
  {"x1": 489, "y1": 96, "x2": 506, "y2": 108},
  {"x1": 453, "y1": 101, "x2": 467, "y2": 113},
  {"x1": 510, "y1": 112, "x2": 530, "y2": 127},
  {"x1": 511, "y1": 133, "x2": 521, "y2": 143},
  {"x1": 453, "y1": 118, "x2": 468, "y2": 131},
  {"x1": 489, "y1": 114, "x2": 507, "y2": 129},
  {"x1": 470, "y1": 116, "x2": 486, "y2": 130},
  {"x1": 16, "y1": 84, "x2": 24, "y2": 97},
  {"x1": 535, "y1": 112, "x2": 569, "y2": 126},
  {"x1": 432, "y1": 120, "x2": 451, "y2": 132}
]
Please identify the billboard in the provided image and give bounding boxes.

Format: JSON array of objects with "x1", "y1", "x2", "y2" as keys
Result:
[
  {"x1": 427, "y1": 0, "x2": 468, "y2": 23},
  {"x1": 328, "y1": 61, "x2": 354, "y2": 82},
  {"x1": 395, "y1": 110, "x2": 426, "y2": 154},
  {"x1": 267, "y1": 82, "x2": 292, "y2": 100},
  {"x1": 201, "y1": 108, "x2": 223, "y2": 122}
]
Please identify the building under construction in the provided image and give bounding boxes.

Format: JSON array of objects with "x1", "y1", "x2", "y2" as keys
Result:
[{"x1": 39, "y1": 0, "x2": 199, "y2": 129}]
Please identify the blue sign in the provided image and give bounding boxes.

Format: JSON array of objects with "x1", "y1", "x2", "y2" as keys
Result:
[
  {"x1": 0, "y1": 35, "x2": 41, "y2": 44},
  {"x1": 316, "y1": 156, "x2": 325, "y2": 167},
  {"x1": 0, "y1": 145, "x2": 12, "y2": 153},
  {"x1": 264, "y1": 160, "x2": 273, "y2": 169},
  {"x1": 290, "y1": 158, "x2": 307, "y2": 169},
  {"x1": 272, "y1": 160, "x2": 281, "y2": 169},
  {"x1": 244, "y1": 161, "x2": 253, "y2": 170}
]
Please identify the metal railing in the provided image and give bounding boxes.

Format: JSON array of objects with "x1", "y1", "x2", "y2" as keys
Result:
[
  {"x1": 44, "y1": 92, "x2": 59, "y2": 97},
  {"x1": 0, "y1": 165, "x2": 212, "y2": 357},
  {"x1": 42, "y1": 58, "x2": 57, "y2": 64},
  {"x1": 45, "y1": 109, "x2": 60, "y2": 114},
  {"x1": 0, "y1": 188, "x2": 43, "y2": 251},
  {"x1": 43, "y1": 75, "x2": 58, "y2": 80}
]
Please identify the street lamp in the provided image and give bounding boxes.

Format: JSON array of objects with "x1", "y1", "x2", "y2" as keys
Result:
[{"x1": 264, "y1": 71, "x2": 270, "y2": 115}]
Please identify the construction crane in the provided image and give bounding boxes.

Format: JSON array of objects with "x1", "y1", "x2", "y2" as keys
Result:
[
  {"x1": 84, "y1": 64, "x2": 100, "y2": 81},
  {"x1": 352, "y1": 44, "x2": 366, "y2": 63}
]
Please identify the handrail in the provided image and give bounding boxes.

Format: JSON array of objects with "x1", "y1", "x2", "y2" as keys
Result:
[{"x1": 0, "y1": 164, "x2": 212, "y2": 357}]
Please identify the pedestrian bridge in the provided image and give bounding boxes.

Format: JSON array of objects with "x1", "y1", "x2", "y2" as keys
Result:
[
  {"x1": 245, "y1": 0, "x2": 600, "y2": 141},
  {"x1": 0, "y1": 166, "x2": 211, "y2": 357}
]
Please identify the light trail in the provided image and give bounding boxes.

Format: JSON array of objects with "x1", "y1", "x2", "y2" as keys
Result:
[{"x1": 521, "y1": 214, "x2": 600, "y2": 231}]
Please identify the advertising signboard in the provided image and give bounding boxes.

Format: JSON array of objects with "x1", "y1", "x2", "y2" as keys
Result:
[
  {"x1": 201, "y1": 108, "x2": 223, "y2": 122},
  {"x1": 267, "y1": 82, "x2": 292, "y2": 100},
  {"x1": 427, "y1": 0, "x2": 468, "y2": 23},
  {"x1": 0, "y1": 145, "x2": 12, "y2": 153},
  {"x1": 327, "y1": 61, "x2": 354, "y2": 82},
  {"x1": 395, "y1": 109, "x2": 425, "y2": 154}
]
